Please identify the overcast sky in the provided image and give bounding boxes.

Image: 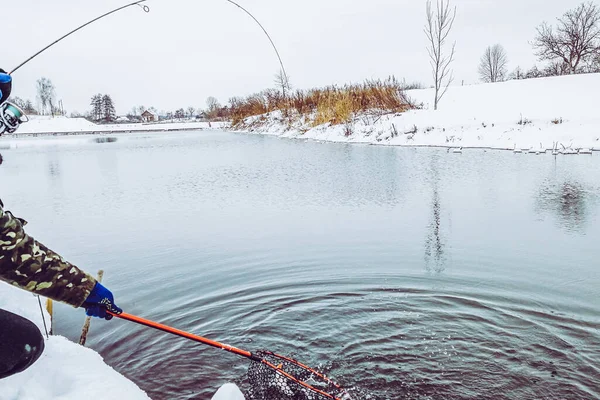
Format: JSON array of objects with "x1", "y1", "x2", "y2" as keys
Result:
[{"x1": 4, "y1": 0, "x2": 585, "y2": 115}]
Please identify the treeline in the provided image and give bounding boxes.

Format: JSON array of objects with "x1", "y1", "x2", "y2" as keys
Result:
[{"x1": 479, "y1": 2, "x2": 600, "y2": 83}]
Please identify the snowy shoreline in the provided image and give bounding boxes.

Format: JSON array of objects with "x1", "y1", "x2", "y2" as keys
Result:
[
  {"x1": 232, "y1": 74, "x2": 600, "y2": 153},
  {"x1": 5, "y1": 117, "x2": 228, "y2": 137},
  {"x1": 6, "y1": 74, "x2": 599, "y2": 154},
  {"x1": 0, "y1": 284, "x2": 244, "y2": 399},
  {"x1": 0, "y1": 284, "x2": 151, "y2": 399}
]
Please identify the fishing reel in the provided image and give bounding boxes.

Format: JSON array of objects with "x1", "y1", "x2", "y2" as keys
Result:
[{"x1": 0, "y1": 101, "x2": 28, "y2": 135}]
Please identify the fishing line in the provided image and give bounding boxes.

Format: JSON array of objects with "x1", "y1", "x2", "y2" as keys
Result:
[
  {"x1": 224, "y1": 0, "x2": 289, "y2": 86},
  {"x1": 36, "y1": 295, "x2": 49, "y2": 339},
  {"x1": 10, "y1": 0, "x2": 289, "y2": 86},
  {"x1": 9, "y1": 1, "x2": 150, "y2": 75}
]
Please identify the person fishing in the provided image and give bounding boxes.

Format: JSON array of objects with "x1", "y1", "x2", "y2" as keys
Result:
[{"x1": 0, "y1": 68, "x2": 122, "y2": 380}]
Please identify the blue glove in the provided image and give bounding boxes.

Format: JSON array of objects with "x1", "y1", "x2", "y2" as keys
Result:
[{"x1": 82, "y1": 282, "x2": 123, "y2": 320}]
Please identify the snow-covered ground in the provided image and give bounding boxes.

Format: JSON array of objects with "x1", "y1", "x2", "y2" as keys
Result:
[
  {"x1": 234, "y1": 73, "x2": 600, "y2": 152},
  {"x1": 14, "y1": 116, "x2": 227, "y2": 135},
  {"x1": 0, "y1": 284, "x2": 245, "y2": 399},
  {"x1": 0, "y1": 284, "x2": 151, "y2": 400}
]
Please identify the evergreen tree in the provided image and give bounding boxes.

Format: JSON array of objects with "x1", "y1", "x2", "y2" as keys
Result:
[
  {"x1": 101, "y1": 94, "x2": 116, "y2": 122},
  {"x1": 90, "y1": 94, "x2": 103, "y2": 121}
]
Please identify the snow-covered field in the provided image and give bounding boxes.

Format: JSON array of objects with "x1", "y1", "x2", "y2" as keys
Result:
[
  {"x1": 14, "y1": 116, "x2": 227, "y2": 135},
  {"x1": 234, "y1": 73, "x2": 600, "y2": 153}
]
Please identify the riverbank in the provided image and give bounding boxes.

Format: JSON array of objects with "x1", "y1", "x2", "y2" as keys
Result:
[
  {"x1": 0, "y1": 284, "x2": 246, "y2": 399},
  {"x1": 0, "y1": 284, "x2": 151, "y2": 399},
  {"x1": 10, "y1": 116, "x2": 227, "y2": 137},
  {"x1": 233, "y1": 73, "x2": 600, "y2": 152}
]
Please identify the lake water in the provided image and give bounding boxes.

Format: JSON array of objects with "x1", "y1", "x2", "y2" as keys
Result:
[{"x1": 0, "y1": 131, "x2": 599, "y2": 399}]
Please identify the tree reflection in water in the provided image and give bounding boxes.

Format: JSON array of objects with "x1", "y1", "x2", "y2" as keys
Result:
[
  {"x1": 424, "y1": 155, "x2": 446, "y2": 273},
  {"x1": 537, "y1": 180, "x2": 590, "y2": 232}
]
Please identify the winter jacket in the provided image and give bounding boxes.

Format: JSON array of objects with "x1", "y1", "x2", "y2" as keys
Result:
[{"x1": 0, "y1": 199, "x2": 96, "y2": 307}]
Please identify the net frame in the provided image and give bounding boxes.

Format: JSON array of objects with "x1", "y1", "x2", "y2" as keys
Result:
[{"x1": 247, "y1": 350, "x2": 347, "y2": 400}]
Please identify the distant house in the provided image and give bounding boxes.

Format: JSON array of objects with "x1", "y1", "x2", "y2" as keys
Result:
[{"x1": 141, "y1": 110, "x2": 158, "y2": 123}]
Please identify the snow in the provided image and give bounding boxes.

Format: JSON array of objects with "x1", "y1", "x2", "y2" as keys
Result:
[
  {"x1": 0, "y1": 283, "x2": 245, "y2": 399},
  {"x1": 13, "y1": 115, "x2": 227, "y2": 135},
  {"x1": 0, "y1": 284, "x2": 150, "y2": 400},
  {"x1": 211, "y1": 383, "x2": 245, "y2": 400},
  {"x1": 233, "y1": 73, "x2": 600, "y2": 152}
]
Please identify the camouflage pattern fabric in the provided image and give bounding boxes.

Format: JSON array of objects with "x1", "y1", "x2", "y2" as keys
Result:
[{"x1": 0, "y1": 199, "x2": 96, "y2": 307}]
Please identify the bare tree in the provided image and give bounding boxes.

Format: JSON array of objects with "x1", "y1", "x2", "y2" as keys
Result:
[
  {"x1": 174, "y1": 108, "x2": 186, "y2": 120},
  {"x1": 36, "y1": 77, "x2": 56, "y2": 115},
  {"x1": 273, "y1": 69, "x2": 291, "y2": 98},
  {"x1": 533, "y1": 2, "x2": 600, "y2": 75},
  {"x1": 424, "y1": 0, "x2": 456, "y2": 110},
  {"x1": 478, "y1": 44, "x2": 509, "y2": 82},
  {"x1": 187, "y1": 106, "x2": 196, "y2": 118},
  {"x1": 206, "y1": 96, "x2": 221, "y2": 120}
]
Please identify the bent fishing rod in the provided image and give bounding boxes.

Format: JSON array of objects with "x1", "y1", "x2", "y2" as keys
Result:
[
  {"x1": 9, "y1": 1, "x2": 149, "y2": 75},
  {"x1": 9, "y1": 0, "x2": 288, "y2": 85},
  {"x1": 109, "y1": 311, "x2": 349, "y2": 400}
]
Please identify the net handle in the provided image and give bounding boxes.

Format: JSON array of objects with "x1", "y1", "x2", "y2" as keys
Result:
[
  {"x1": 109, "y1": 311, "x2": 255, "y2": 359},
  {"x1": 108, "y1": 311, "x2": 343, "y2": 399}
]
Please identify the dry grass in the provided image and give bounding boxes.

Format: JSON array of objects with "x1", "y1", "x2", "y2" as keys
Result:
[{"x1": 227, "y1": 76, "x2": 416, "y2": 126}]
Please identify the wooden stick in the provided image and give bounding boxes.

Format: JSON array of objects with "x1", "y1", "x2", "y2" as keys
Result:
[
  {"x1": 79, "y1": 270, "x2": 104, "y2": 346},
  {"x1": 46, "y1": 298, "x2": 53, "y2": 335}
]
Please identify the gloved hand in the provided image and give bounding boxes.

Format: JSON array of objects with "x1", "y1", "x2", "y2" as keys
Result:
[{"x1": 82, "y1": 282, "x2": 123, "y2": 320}]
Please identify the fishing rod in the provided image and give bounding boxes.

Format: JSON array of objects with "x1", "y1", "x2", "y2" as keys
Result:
[
  {"x1": 9, "y1": 1, "x2": 150, "y2": 75},
  {"x1": 224, "y1": 0, "x2": 289, "y2": 86},
  {"x1": 110, "y1": 311, "x2": 349, "y2": 399},
  {"x1": 9, "y1": 0, "x2": 288, "y2": 85}
]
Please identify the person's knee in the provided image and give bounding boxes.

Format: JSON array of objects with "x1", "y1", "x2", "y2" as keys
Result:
[{"x1": 0, "y1": 309, "x2": 45, "y2": 379}]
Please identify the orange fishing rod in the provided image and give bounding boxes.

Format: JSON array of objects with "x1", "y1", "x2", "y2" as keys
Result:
[{"x1": 109, "y1": 311, "x2": 347, "y2": 400}]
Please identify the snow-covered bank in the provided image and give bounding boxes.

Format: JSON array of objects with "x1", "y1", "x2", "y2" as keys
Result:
[
  {"x1": 13, "y1": 116, "x2": 228, "y2": 136},
  {"x1": 233, "y1": 73, "x2": 600, "y2": 152},
  {"x1": 0, "y1": 284, "x2": 150, "y2": 400}
]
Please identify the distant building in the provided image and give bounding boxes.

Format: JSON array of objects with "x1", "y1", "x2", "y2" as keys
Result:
[
  {"x1": 116, "y1": 116, "x2": 130, "y2": 123},
  {"x1": 141, "y1": 110, "x2": 158, "y2": 123}
]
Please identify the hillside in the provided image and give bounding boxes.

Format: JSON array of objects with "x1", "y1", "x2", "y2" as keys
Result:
[{"x1": 234, "y1": 73, "x2": 600, "y2": 152}]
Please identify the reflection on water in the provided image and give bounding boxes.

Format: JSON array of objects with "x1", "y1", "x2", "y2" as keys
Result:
[
  {"x1": 94, "y1": 137, "x2": 118, "y2": 143},
  {"x1": 424, "y1": 155, "x2": 446, "y2": 273},
  {"x1": 48, "y1": 161, "x2": 60, "y2": 178},
  {"x1": 537, "y1": 180, "x2": 589, "y2": 232}
]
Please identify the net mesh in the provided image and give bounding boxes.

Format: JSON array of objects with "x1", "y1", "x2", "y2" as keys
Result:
[{"x1": 247, "y1": 350, "x2": 346, "y2": 400}]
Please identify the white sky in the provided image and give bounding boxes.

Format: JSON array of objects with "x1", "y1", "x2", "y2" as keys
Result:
[{"x1": 4, "y1": 0, "x2": 585, "y2": 115}]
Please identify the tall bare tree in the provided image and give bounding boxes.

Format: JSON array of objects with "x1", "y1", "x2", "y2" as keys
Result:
[
  {"x1": 424, "y1": 0, "x2": 456, "y2": 110},
  {"x1": 533, "y1": 2, "x2": 600, "y2": 75},
  {"x1": 273, "y1": 69, "x2": 291, "y2": 98},
  {"x1": 36, "y1": 77, "x2": 56, "y2": 115},
  {"x1": 478, "y1": 44, "x2": 509, "y2": 82}
]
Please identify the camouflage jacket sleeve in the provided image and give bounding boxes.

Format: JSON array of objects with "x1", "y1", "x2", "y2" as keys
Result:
[{"x1": 0, "y1": 200, "x2": 97, "y2": 307}]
